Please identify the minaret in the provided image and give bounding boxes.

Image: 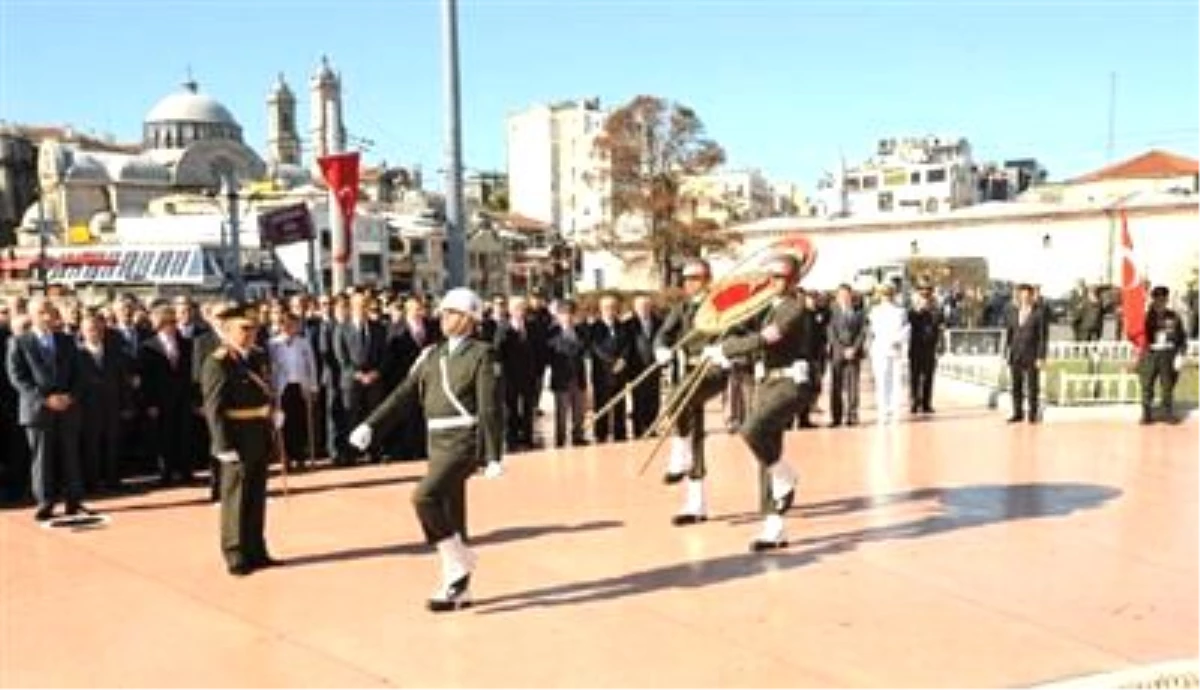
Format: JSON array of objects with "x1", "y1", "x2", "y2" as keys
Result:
[
  {"x1": 266, "y1": 73, "x2": 300, "y2": 166},
  {"x1": 309, "y1": 55, "x2": 346, "y2": 173}
]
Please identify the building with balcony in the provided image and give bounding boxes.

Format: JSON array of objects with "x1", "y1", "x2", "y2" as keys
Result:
[
  {"x1": 506, "y1": 98, "x2": 611, "y2": 237},
  {"x1": 815, "y1": 135, "x2": 978, "y2": 218}
]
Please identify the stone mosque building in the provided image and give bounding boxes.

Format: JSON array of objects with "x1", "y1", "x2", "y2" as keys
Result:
[{"x1": 17, "y1": 58, "x2": 346, "y2": 246}]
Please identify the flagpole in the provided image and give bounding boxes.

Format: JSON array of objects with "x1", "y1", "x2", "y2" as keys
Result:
[
  {"x1": 327, "y1": 98, "x2": 349, "y2": 294},
  {"x1": 442, "y1": 0, "x2": 467, "y2": 289},
  {"x1": 1103, "y1": 72, "x2": 1117, "y2": 285}
]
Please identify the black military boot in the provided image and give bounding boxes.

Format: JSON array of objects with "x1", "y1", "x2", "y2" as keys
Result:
[{"x1": 1140, "y1": 405, "x2": 1153, "y2": 425}]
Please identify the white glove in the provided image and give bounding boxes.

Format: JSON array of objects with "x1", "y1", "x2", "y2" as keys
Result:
[
  {"x1": 272, "y1": 411, "x2": 286, "y2": 429},
  {"x1": 702, "y1": 344, "x2": 731, "y2": 369},
  {"x1": 1174, "y1": 355, "x2": 1184, "y2": 372},
  {"x1": 216, "y1": 451, "x2": 240, "y2": 464},
  {"x1": 654, "y1": 347, "x2": 673, "y2": 365},
  {"x1": 348, "y1": 424, "x2": 373, "y2": 450},
  {"x1": 483, "y1": 460, "x2": 504, "y2": 479}
]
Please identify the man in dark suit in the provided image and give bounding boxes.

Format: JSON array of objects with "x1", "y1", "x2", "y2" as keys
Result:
[
  {"x1": 625, "y1": 294, "x2": 662, "y2": 438},
  {"x1": 589, "y1": 294, "x2": 632, "y2": 443},
  {"x1": 383, "y1": 295, "x2": 438, "y2": 460},
  {"x1": 111, "y1": 296, "x2": 154, "y2": 475},
  {"x1": 827, "y1": 284, "x2": 867, "y2": 427},
  {"x1": 5, "y1": 299, "x2": 89, "y2": 521},
  {"x1": 907, "y1": 284, "x2": 943, "y2": 415},
  {"x1": 320, "y1": 296, "x2": 350, "y2": 464},
  {"x1": 526, "y1": 289, "x2": 553, "y2": 416},
  {"x1": 140, "y1": 304, "x2": 196, "y2": 485},
  {"x1": 1004, "y1": 283, "x2": 1048, "y2": 424},
  {"x1": 494, "y1": 296, "x2": 538, "y2": 450},
  {"x1": 0, "y1": 303, "x2": 31, "y2": 503},
  {"x1": 547, "y1": 299, "x2": 589, "y2": 447},
  {"x1": 334, "y1": 292, "x2": 387, "y2": 464},
  {"x1": 192, "y1": 301, "x2": 228, "y2": 501},
  {"x1": 76, "y1": 310, "x2": 131, "y2": 494}
]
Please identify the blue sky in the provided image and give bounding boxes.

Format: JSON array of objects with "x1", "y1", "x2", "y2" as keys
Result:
[{"x1": 1, "y1": 0, "x2": 1197, "y2": 190}]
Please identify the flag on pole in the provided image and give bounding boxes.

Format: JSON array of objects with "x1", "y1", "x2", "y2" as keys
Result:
[
  {"x1": 1118, "y1": 209, "x2": 1147, "y2": 352},
  {"x1": 317, "y1": 152, "x2": 361, "y2": 262}
]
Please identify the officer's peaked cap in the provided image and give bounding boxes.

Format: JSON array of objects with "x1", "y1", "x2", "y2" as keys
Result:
[
  {"x1": 215, "y1": 303, "x2": 256, "y2": 323},
  {"x1": 681, "y1": 259, "x2": 711, "y2": 279},
  {"x1": 1151, "y1": 285, "x2": 1169, "y2": 298}
]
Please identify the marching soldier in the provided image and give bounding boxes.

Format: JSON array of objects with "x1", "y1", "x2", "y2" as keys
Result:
[
  {"x1": 654, "y1": 258, "x2": 728, "y2": 526},
  {"x1": 1140, "y1": 286, "x2": 1187, "y2": 424},
  {"x1": 348, "y1": 287, "x2": 503, "y2": 612},
  {"x1": 701, "y1": 255, "x2": 804, "y2": 551},
  {"x1": 200, "y1": 304, "x2": 281, "y2": 577}
]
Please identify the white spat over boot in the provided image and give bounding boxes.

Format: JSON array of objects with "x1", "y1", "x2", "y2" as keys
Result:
[
  {"x1": 671, "y1": 479, "x2": 708, "y2": 526},
  {"x1": 664, "y1": 437, "x2": 694, "y2": 484}
]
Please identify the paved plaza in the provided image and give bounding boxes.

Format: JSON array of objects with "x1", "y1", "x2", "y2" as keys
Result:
[{"x1": 1, "y1": 397, "x2": 1196, "y2": 687}]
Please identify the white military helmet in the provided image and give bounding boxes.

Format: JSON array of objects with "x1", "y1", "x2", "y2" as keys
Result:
[{"x1": 440, "y1": 287, "x2": 482, "y2": 319}]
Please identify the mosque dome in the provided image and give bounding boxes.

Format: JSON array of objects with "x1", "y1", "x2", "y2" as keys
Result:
[{"x1": 143, "y1": 78, "x2": 243, "y2": 150}]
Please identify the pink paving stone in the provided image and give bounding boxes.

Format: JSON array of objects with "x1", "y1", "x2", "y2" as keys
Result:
[{"x1": 0, "y1": 401, "x2": 1196, "y2": 687}]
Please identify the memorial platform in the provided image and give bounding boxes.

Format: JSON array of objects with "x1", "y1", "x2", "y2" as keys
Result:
[{"x1": 1, "y1": 402, "x2": 1196, "y2": 687}]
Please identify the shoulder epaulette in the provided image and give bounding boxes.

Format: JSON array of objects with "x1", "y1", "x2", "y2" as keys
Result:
[{"x1": 213, "y1": 347, "x2": 228, "y2": 360}]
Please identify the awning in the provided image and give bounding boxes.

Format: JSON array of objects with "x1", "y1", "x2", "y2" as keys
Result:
[{"x1": 0, "y1": 247, "x2": 221, "y2": 286}]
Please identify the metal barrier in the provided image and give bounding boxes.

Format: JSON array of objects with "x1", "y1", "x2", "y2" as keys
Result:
[
  {"x1": 943, "y1": 328, "x2": 1007, "y2": 357},
  {"x1": 1057, "y1": 372, "x2": 1142, "y2": 405}
]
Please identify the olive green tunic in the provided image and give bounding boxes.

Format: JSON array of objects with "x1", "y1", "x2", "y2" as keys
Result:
[
  {"x1": 367, "y1": 337, "x2": 503, "y2": 543},
  {"x1": 200, "y1": 346, "x2": 274, "y2": 570}
]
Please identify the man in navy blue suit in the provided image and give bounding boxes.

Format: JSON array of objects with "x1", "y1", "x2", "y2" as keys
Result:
[{"x1": 5, "y1": 298, "x2": 90, "y2": 522}]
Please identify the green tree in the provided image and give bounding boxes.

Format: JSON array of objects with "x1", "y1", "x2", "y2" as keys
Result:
[{"x1": 594, "y1": 95, "x2": 726, "y2": 286}]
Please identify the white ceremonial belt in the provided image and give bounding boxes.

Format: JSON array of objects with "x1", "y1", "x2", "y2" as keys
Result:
[
  {"x1": 427, "y1": 415, "x2": 478, "y2": 431},
  {"x1": 1149, "y1": 344, "x2": 1175, "y2": 351}
]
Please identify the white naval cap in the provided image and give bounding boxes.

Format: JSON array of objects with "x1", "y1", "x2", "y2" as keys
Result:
[{"x1": 440, "y1": 287, "x2": 482, "y2": 319}]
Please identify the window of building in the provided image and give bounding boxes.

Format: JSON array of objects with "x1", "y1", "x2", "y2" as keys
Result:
[
  {"x1": 410, "y1": 239, "x2": 426, "y2": 258},
  {"x1": 883, "y1": 169, "x2": 908, "y2": 187},
  {"x1": 845, "y1": 177, "x2": 861, "y2": 191},
  {"x1": 926, "y1": 168, "x2": 947, "y2": 183},
  {"x1": 910, "y1": 171, "x2": 921, "y2": 185},
  {"x1": 862, "y1": 175, "x2": 879, "y2": 190},
  {"x1": 878, "y1": 191, "x2": 894, "y2": 212}
]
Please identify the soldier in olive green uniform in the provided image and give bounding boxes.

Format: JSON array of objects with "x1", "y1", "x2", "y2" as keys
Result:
[
  {"x1": 655, "y1": 259, "x2": 771, "y2": 526},
  {"x1": 702, "y1": 255, "x2": 804, "y2": 552},
  {"x1": 350, "y1": 288, "x2": 502, "y2": 612},
  {"x1": 1140, "y1": 286, "x2": 1188, "y2": 424},
  {"x1": 653, "y1": 259, "x2": 727, "y2": 525},
  {"x1": 200, "y1": 305, "x2": 280, "y2": 577}
]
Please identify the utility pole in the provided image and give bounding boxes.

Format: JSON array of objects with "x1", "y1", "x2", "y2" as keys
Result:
[
  {"x1": 442, "y1": 0, "x2": 467, "y2": 289},
  {"x1": 223, "y1": 174, "x2": 245, "y2": 301},
  {"x1": 1104, "y1": 72, "x2": 1118, "y2": 285},
  {"x1": 35, "y1": 184, "x2": 48, "y2": 294}
]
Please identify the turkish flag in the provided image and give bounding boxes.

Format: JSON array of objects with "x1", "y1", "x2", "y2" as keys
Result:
[
  {"x1": 318, "y1": 152, "x2": 361, "y2": 262},
  {"x1": 1119, "y1": 209, "x2": 1147, "y2": 352}
]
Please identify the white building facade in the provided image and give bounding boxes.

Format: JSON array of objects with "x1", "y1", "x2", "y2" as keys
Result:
[
  {"x1": 506, "y1": 98, "x2": 610, "y2": 237},
  {"x1": 816, "y1": 135, "x2": 978, "y2": 219},
  {"x1": 729, "y1": 193, "x2": 1199, "y2": 297}
]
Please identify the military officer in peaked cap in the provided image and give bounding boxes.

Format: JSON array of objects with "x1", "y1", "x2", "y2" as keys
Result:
[
  {"x1": 700, "y1": 254, "x2": 806, "y2": 551},
  {"x1": 350, "y1": 287, "x2": 503, "y2": 612},
  {"x1": 1141, "y1": 285, "x2": 1188, "y2": 424},
  {"x1": 200, "y1": 304, "x2": 280, "y2": 576}
]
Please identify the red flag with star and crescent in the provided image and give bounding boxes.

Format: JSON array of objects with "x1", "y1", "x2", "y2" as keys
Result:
[
  {"x1": 318, "y1": 152, "x2": 361, "y2": 264},
  {"x1": 1119, "y1": 209, "x2": 1148, "y2": 353}
]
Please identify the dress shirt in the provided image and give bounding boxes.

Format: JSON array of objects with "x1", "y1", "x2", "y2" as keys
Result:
[{"x1": 270, "y1": 334, "x2": 318, "y2": 394}]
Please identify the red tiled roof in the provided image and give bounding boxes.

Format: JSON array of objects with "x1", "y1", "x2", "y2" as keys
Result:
[
  {"x1": 1072, "y1": 149, "x2": 1199, "y2": 183},
  {"x1": 494, "y1": 212, "x2": 552, "y2": 233}
]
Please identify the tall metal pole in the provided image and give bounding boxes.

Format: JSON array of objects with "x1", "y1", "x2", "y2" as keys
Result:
[
  {"x1": 1104, "y1": 72, "x2": 1118, "y2": 285},
  {"x1": 442, "y1": 0, "x2": 467, "y2": 289},
  {"x1": 327, "y1": 98, "x2": 349, "y2": 294},
  {"x1": 35, "y1": 186, "x2": 48, "y2": 294},
  {"x1": 224, "y1": 175, "x2": 245, "y2": 301}
]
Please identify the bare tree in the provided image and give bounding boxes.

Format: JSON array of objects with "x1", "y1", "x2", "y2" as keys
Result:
[{"x1": 594, "y1": 95, "x2": 726, "y2": 286}]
